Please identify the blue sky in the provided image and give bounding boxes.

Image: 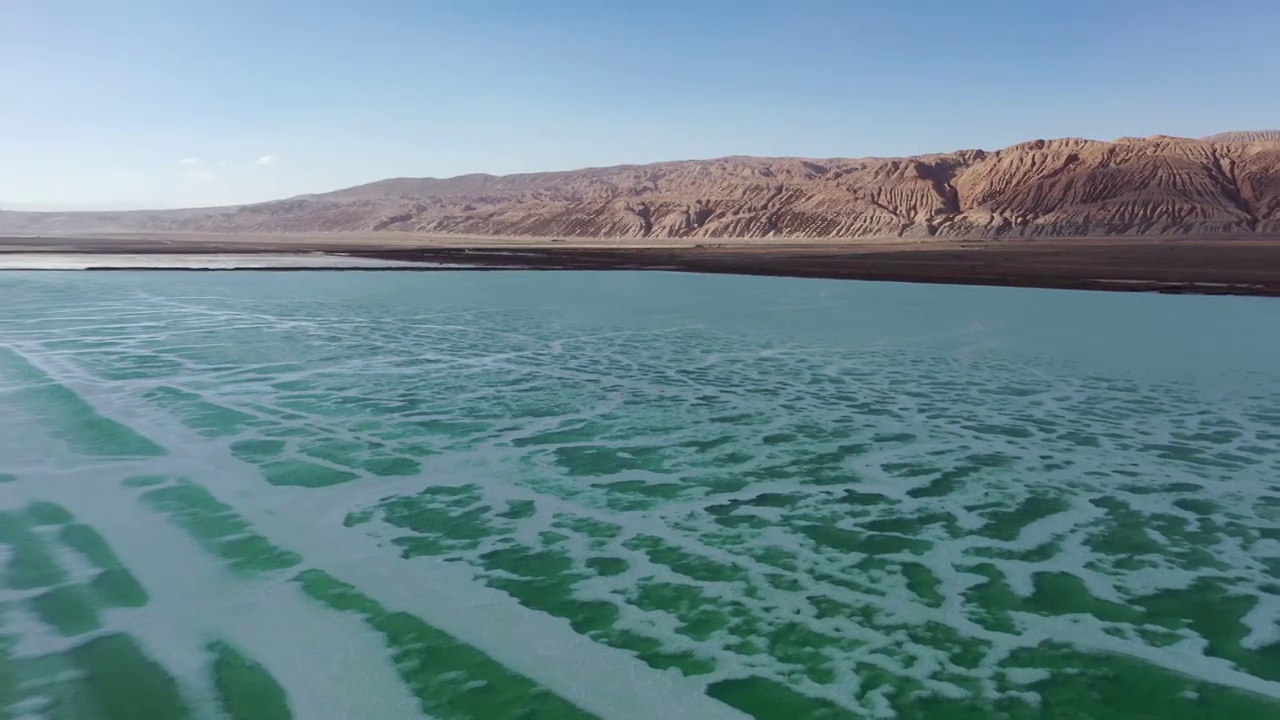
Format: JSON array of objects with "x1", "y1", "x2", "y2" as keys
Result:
[{"x1": 2, "y1": 0, "x2": 1276, "y2": 209}]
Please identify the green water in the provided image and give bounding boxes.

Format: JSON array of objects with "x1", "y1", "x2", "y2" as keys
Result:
[{"x1": 0, "y1": 270, "x2": 1277, "y2": 719}]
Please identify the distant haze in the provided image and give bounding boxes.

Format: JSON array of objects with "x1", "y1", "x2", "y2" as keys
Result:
[
  {"x1": 0, "y1": 202, "x2": 174, "y2": 212},
  {"x1": 1201, "y1": 131, "x2": 1280, "y2": 143}
]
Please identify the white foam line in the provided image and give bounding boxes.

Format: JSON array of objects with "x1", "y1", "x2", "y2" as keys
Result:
[
  {"x1": 20, "y1": 470, "x2": 430, "y2": 720},
  {"x1": 166, "y1": 462, "x2": 750, "y2": 720},
  {"x1": 1243, "y1": 590, "x2": 1280, "y2": 651},
  {"x1": 1015, "y1": 613, "x2": 1280, "y2": 699},
  {"x1": 0, "y1": 253, "x2": 444, "y2": 270}
]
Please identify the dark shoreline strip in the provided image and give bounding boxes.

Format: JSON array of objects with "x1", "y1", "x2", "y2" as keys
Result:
[{"x1": 3, "y1": 243, "x2": 1280, "y2": 297}]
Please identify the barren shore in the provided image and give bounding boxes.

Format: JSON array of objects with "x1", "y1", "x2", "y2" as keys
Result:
[{"x1": 2, "y1": 234, "x2": 1279, "y2": 297}]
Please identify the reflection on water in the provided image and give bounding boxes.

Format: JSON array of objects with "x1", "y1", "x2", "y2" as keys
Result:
[
  {"x1": 1, "y1": 270, "x2": 1277, "y2": 719},
  {"x1": 0, "y1": 253, "x2": 430, "y2": 270}
]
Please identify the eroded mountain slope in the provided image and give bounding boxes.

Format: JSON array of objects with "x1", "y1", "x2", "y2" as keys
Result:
[{"x1": 2, "y1": 133, "x2": 1277, "y2": 239}]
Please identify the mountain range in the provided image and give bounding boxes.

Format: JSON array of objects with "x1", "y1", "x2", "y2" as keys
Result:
[{"x1": 2, "y1": 132, "x2": 1278, "y2": 240}]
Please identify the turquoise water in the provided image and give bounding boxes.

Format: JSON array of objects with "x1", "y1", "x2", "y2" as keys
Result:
[{"x1": 0, "y1": 270, "x2": 1277, "y2": 719}]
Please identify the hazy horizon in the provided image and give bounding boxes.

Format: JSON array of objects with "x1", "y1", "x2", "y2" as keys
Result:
[{"x1": 4, "y1": 0, "x2": 1279, "y2": 211}]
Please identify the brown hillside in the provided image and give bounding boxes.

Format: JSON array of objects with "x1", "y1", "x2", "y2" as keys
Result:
[
  {"x1": 1201, "y1": 130, "x2": 1280, "y2": 143},
  {"x1": 3, "y1": 133, "x2": 1278, "y2": 239}
]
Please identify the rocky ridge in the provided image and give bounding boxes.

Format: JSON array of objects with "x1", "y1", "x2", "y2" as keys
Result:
[{"x1": 3, "y1": 132, "x2": 1278, "y2": 240}]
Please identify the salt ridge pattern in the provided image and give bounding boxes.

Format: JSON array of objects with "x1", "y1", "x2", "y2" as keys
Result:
[{"x1": 0, "y1": 270, "x2": 1277, "y2": 719}]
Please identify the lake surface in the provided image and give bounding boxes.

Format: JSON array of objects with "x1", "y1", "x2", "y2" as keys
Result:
[
  {"x1": 0, "y1": 270, "x2": 1277, "y2": 720},
  {"x1": 0, "y1": 253, "x2": 428, "y2": 270}
]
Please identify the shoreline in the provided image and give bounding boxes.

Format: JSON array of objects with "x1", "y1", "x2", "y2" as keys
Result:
[
  {"x1": 1, "y1": 236, "x2": 1279, "y2": 297},
  {"x1": 343, "y1": 245, "x2": 1280, "y2": 297}
]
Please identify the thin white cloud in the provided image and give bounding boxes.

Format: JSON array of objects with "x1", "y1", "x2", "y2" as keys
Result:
[
  {"x1": 256, "y1": 154, "x2": 277, "y2": 166},
  {"x1": 186, "y1": 170, "x2": 214, "y2": 180},
  {"x1": 179, "y1": 157, "x2": 201, "y2": 166}
]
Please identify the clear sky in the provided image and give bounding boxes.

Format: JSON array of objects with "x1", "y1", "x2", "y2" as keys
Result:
[{"x1": 2, "y1": 0, "x2": 1276, "y2": 210}]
